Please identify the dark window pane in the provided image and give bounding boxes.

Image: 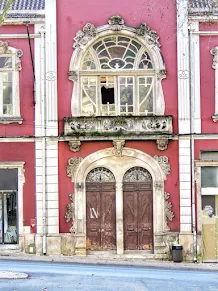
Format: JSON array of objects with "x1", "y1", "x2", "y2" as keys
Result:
[{"x1": 201, "y1": 167, "x2": 218, "y2": 187}]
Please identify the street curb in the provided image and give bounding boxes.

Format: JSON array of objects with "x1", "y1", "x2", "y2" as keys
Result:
[
  {"x1": 0, "y1": 254, "x2": 218, "y2": 272},
  {"x1": 0, "y1": 271, "x2": 28, "y2": 279}
]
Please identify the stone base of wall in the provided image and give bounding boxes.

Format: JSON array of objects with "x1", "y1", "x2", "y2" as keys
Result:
[{"x1": 12, "y1": 232, "x2": 198, "y2": 261}]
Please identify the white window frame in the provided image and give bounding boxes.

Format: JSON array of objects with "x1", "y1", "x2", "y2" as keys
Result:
[{"x1": 0, "y1": 41, "x2": 23, "y2": 124}]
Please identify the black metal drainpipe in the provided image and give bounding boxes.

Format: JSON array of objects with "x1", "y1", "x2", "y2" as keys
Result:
[{"x1": 25, "y1": 22, "x2": 36, "y2": 105}]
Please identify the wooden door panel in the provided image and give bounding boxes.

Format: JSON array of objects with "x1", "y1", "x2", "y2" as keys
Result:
[
  {"x1": 102, "y1": 191, "x2": 116, "y2": 250},
  {"x1": 123, "y1": 181, "x2": 153, "y2": 251},
  {"x1": 86, "y1": 191, "x2": 101, "y2": 250},
  {"x1": 123, "y1": 191, "x2": 138, "y2": 250},
  {"x1": 138, "y1": 189, "x2": 153, "y2": 250},
  {"x1": 86, "y1": 182, "x2": 116, "y2": 251}
]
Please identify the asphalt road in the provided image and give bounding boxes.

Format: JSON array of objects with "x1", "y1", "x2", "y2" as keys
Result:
[{"x1": 0, "y1": 260, "x2": 218, "y2": 291}]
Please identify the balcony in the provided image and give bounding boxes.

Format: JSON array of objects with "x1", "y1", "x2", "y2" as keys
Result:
[{"x1": 64, "y1": 115, "x2": 173, "y2": 140}]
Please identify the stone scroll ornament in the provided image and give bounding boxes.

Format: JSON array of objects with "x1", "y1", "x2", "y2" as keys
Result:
[
  {"x1": 65, "y1": 193, "x2": 75, "y2": 233},
  {"x1": 153, "y1": 155, "x2": 171, "y2": 179},
  {"x1": 67, "y1": 157, "x2": 83, "y2": 182},
  {"x1": 164, "y1": 192, "x2": 174, "y2": 231}
]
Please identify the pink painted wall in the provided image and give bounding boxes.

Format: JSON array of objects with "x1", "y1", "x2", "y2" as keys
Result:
[
  {"x1": 0, "y1": 142, "x2": 36, "y2": 233},
  {"x1": 57, "y1": 0, "x2": 178, "y2": 133},
  {"x1": 59, "y1": 140, "x2": 179, "y2": 233},
  {"x1": 199, "y1": 23, "x2": 218, "y2": 133},
  {"x1": 0, "y1": 25, "x2": 35, "y2": 137}
]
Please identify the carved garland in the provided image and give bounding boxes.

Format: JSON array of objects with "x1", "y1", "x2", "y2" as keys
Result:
[
  {"x1": 65, "y1": 193, "x2": 75, "y2": 233},
  {"x1": 164, "y1": 192, "x2": 175, "y2": 231},
  {"x1": 67, "y1": 157, "x2": 83, "y2": 182},
  {"x1": 153, "y1": 155, "x2": 171, "y2": 179}
]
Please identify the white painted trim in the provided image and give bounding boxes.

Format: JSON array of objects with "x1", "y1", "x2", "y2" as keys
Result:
[
  {"x1": 0, "y1": 34, "x2": 40, "y2": 39},
  {"x1": 190, "y1": 21, "x2": 201, "y2": 133},
  {"x1": 177, "y1": 0, "x2": 191, "y2": 134},
  {"x1": 202, "y1": 188, "x2": 218, "y2": 195},
  {"x1": 74, "y1": 147, "x2": 166, "y2": 254},
  {"x1": 69, "y1": 25, "x2": 166, "y2": 117}
]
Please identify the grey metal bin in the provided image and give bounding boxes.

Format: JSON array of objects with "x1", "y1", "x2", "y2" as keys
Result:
[{"x1": 172, "y1": 244, "x2": 183, "y2": 262}]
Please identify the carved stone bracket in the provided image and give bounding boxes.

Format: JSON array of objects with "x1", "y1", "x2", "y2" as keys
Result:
[
  {"x1": 113, "y1": 139, "x2": 125, "y2": 157},
  {"x1": 65, "y1": 193, "x2": 75, "y2": 233},
  {"x1": 164, "y1": 192, "x2": 175, "y2": 231},
  {"x1": 67, "y1": 157, "x2": 83, "y2": 182},
  {"x1": 136, "y1": 22, "x2": 160, "y2": 48},
  {"x1": 156, "y1": 138, "x2": 169, "y2": 151},
  {"x1": 157, "y1": 69, "x2": 167, "y2": 80},
  {"x1": 153, "y1": 155, "x2": 171, "y2": 179},
  {"x1": 73, "y1": 23, "x2": 96, "y2": 49},
  {"x1": 108, "y1": 15, "x2": 124, "y2": 31},
  {"x1": 68, "y1": 71, "x2": 78, "y2": 82},
  {"x1": 68, "y1": 140, "x2": 81, "y2": 152}
]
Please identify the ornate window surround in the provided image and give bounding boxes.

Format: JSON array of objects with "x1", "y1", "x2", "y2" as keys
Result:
[
  {"x1": 0, "y1": 41, "x2": 23, "y2": 124},
  {"x1": 71, "y1": 147, "x2": 169, "y2": 255},
  {"x1": 69, "y1": 16, "x2": 166, "y2": 117}
]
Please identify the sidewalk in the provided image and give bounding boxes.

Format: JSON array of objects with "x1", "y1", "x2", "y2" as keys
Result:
[{"x1": 0, "y1": 253, "x2": 218, "y2": 272}]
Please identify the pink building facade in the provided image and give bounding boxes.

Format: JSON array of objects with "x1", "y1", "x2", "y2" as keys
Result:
[{"x1": 0, "y1": 0, "x2": 217, "y2": 261}]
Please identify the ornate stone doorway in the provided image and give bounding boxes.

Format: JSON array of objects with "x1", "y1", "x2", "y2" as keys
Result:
[
  {"x1": 86, "y1": 168, "x2": 116, "y2": 251},
  {"x1": 123, "y1": 167, "x2": 153, "y2": 251}
]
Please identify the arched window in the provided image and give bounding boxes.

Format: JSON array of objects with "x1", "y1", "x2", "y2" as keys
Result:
[
  {"x1": 69, "y1": 16, "x2": 166, "y2": 117},
  {"x1": 0, "y1": 41, "x2": 23, "y2": 123}
]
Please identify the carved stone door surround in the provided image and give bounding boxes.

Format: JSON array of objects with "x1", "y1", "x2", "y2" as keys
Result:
[{"x1": 72, "y1": 147, "x2": 170, "y2": 255}]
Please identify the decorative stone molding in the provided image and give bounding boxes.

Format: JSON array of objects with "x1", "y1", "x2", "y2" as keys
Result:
[
  {"x1": 164, "y1": 192, "x2": 174, "y2": 230},
  {"x1": 210, "y1": 47, "x2": 218, "y2": 69},
  {"x1": 67, "y1": 157, "x2": 83, "y2": 182},
  {"x1": 68, "y1": 140, "x2": 81, "y2": 152},
  {"x1": 65, "y1": 193, "x2": 75, "y2": 233},
  {"x1": 108, "y1": 15, "x2": 124, "y2": 31},
  {"x1": 153, "y1": 155, "x2": 171, "y2": 179},
  {"x1": 64, "y1": 116, "x2": 173, "y2": 137},
  {"x1": 113, "y1": 139, "x2": 125, "y2": 157},
  {"x1": 0, "y1": 42, "x2": 23, "y2": 72},
  {"x1": 210, "y1": 47, "x2": 218, "y2": 121},
  {"x1": 154, "y1": 181, "x2": 163, "y2": 190},
  {"x1": 68, "y1": 71, "x2": 78, "y2": 82},
  {"x1": 136, "y1": 22, "x2": 160, "y2": 48},
  {"x1": 157, "y1": 69, "x2": 167, "y2": 80},
  {"x1": 156, "y1": 138, "x2": 169, "y2": 151},
  {"x1": 73, "y1": 23, "x2": 96, "y2": 49},
  {"x1": 18, "y1": 166, "x2": 26, "y2": 185}
]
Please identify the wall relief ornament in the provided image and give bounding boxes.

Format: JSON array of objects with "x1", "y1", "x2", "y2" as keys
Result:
[
  {"x1": 108, "y1": 15, "x2": 125, "y2": 31},
  {"x1": 0, "y1": 41, "x2": 12, "y2": 54},
  {"x1": 67, "y1": 157, "x2": 83, "y2": 182},
  {"x1": 153, "y1": 155, "x2": 171, "y2": 178},
  {"x1": 156, "y1": 138, "x2": 169, "y2": 151},
  {"x1": 136, "y1": 23, "x2": 160, "y2": 48},
  {"x1": 157, "y1": 69, "x2": 167, "y2": 80},
  {"x1": 164, "y1": 192, "x2": 174, "y2": 231},
  {"x1": 68, "y1": 140, "x2": 81, "y2": 152},
  {"x1": 210, "y1": 47, "x2": 218, "y2": 69},
  {"x1": 65, "y1": 193, "x2": 75, "y2": 233},
  {"x1": 73, "y1": 23, "x2": 96, "y2": 49},
  {"x1": 113, "y1": 139, "x2": 125, "y2": 157}
]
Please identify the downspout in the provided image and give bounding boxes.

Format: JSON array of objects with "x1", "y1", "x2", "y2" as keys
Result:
[
  {"x1": 25, "y1": 22, "x2": 36, "y2": 105},
  {"x1": 39, "y1": 27, "x2": 47, "y2": 255},
  {"x1": 188, "y1": 28, "x2": 197, "y2": 263}
]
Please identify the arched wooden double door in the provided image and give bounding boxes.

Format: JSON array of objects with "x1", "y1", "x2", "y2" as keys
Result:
[
  {"x1": 86, "y1": 168, "x2": 116, "y2": 251},
  {"x1": 123, "y1": 167, "x2": 153, "y2": 251}
]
